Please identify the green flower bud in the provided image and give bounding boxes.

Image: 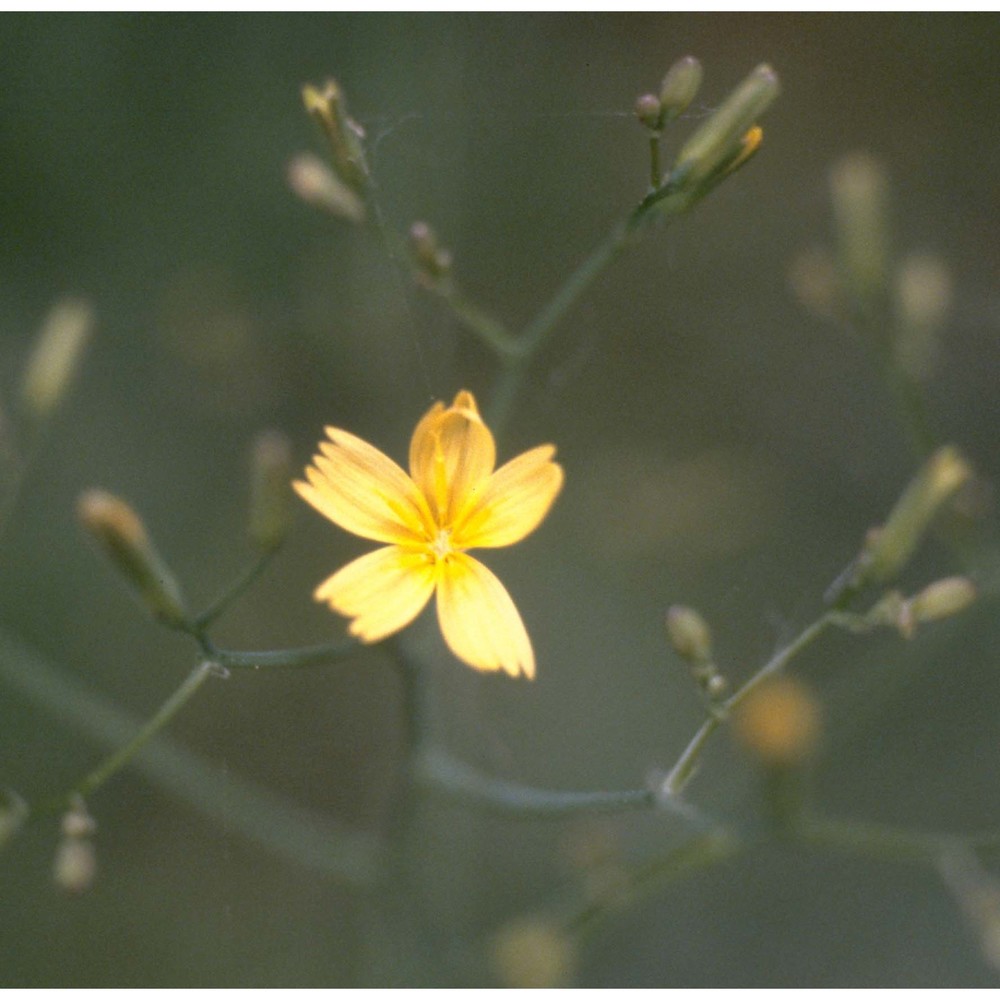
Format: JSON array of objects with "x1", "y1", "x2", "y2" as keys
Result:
[
  {"x1": 77, "y1": 490, "x2": 188, "y2": 628},
  {"x1": 674, "y1": 63, "x2": 779, "y2": 183},
  {"x1": 659, "y1": 55, "x2": 703, "y2": 122},
  {"x1": 830, "y1": 152, "x2": 889, "y2": 308},
  {"x1": 665, "y1": 605, "x2": 713, "y2": 663},
  {"x1": 859, "y1": 446, "x2": 972, "y2": 586},
  {"x1": 894, "y1": 253, "x2": 952, "y2": 381},
  {"x1": 249, "y1": 430, "x2": 293, "y2": 551},
  {"x1": 287, "y1": 153, "x2": 365, "y2": 223},
  {"x1": 20, "y1": 299, "x2": 94, "y2": 420}
]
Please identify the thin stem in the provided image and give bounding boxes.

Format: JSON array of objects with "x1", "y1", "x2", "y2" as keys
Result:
[
  {"x1": 648, "y1": 134, "x2": 662, "y2": 189},
  {"x1": 416, "y1": 748, "x2": 654, "y2": 818},
  {"x1": 433, "y1": 283, "x2": 523, "y2": 360},
  {"x1": 662, "y1": 614, "x2": 835, "y2": 797},
  {"x1": 662, "y1": 716, "x2": 722, "y2": 795},
  {"x1": 796, "y1": 816, "x2": 965, "y2": 866},
  {"x1": 724, "y1": 614, "x2": 835, "y2": 712},
  {"x1": 0, "y1": 628, "x2": 377, "y2": 883},
  {"x1": 200, "y1": 637, "x2": 360, "y2": 670},
  {"x1": 567, "y1": 830, "x2": 743, "y2": 936},
  {"x1": 70, "y1": 661, "x2": 219, "y2": 804},
  {"x1": 193, "y1": 544, "x2": 284, "y2": 630}
]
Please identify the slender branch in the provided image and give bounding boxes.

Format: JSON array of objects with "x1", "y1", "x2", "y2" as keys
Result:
[
  {"x1": 70, "y1": 661, "x2": 219, "y2": 803},
  {"x1": 661, "y1": 716, "x2": 723, "y2": 795},
  {"x1": 724, "y1": 614, "x2": 836, "y2": 712},
  {"x1": 193, "y1": 545, "x2": 284, "y2": 630},
  {"x1": 567, "y1": 830, "x2": 743, "y2": 936},
  {"x1": 416, "y1": 748, "x2": 655, "y2": 819},
  {"x1": 199, "y1": 637, "x2": 360, "y2": 670},
  {"x1": 0, "y1": 628, "x2": 377, "y2": 883}
]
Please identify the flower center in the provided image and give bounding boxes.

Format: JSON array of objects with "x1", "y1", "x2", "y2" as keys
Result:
[{"x1": 430, "y1": 528, "x2": 454, "y2": 559}]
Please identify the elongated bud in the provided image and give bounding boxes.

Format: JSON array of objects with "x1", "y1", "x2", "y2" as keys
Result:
[
  {"x1": 490, "y1": 917, "x2": 575, "y2": 989},
  {"x1": 20, "y1": 299, "x2": 94, "y2": 420},
  {"x1": 734, "y1": 676, "x2": 821, "y2": 767},
  {"x1": 858, "y1": 446, "x2": 972, "y2": 586},
  {"x1": 249, "y1": 430, "x2": 293, "y2": 551},
  {"x1": 301, "y1": 80, "x2": 367, "y2": 192},
  {"x1": 674, "y1": 63, "x2": 779, "y2": 183},
  {"x1": 77, "y1": 489, "x2": 188, "y2": 627},
  {"x1": 830, "y1": 153, "x2": 889, "y2": 308},
  {"x1": 659, "y1": 55, "x2": 703, "y2": 122},
  {"x1": 894, "y1": 253, "x2": 952, "y2": 381},
  {"x1": 666, "y1": 605, "x2": 712, "y2": 663},
  {"x1": 904, "y1": 576, "x2": 977, "y2": 635},
  {"x1": 287, "y1": 153, "x2": 365, "y2": 223},
  {"x1": 53, "y1": 837, "x2": 97, "y2": 894}
]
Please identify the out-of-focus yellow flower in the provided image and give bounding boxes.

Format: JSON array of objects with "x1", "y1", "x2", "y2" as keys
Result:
[{"x1": 295, "y1": 390, "x2": 563, "y2": 678}]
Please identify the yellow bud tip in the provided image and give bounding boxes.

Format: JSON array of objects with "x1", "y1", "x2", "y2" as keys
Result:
[
  {"x1": 77, "y1": 489, "x2": 147, "y2": 549},
  {"x1": 77, "y1": 489, "x2": 187, "y2": 626},
  {"x1": 734, "y1": 677, "x2": 821, "y2": 766}
]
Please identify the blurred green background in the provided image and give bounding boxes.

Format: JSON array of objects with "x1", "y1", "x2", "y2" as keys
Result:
[{"x1": 2, "y1": 13, "x2": 999, "y2": 986}]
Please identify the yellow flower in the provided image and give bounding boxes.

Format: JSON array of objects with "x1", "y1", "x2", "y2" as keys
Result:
[{"x1": 294, "y1": 390, "x2": 563, "y2": 679}]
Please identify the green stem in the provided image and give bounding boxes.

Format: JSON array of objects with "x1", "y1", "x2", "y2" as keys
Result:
[
  {"x1": 71, "y1": 661, "x2": 219, "y2": 804},
  {"x1": 724, "y1": 614, "x2": 835, "y2": 712},
  {"x1": 416, "y1": 748, "x2": 654, "y2": 818},
  {"x1": 199, "y1": 637, "x2": 360, "y2": 670},
  {"x1": 662, "y1": 715, "x2": 723, "y2": 795},
  {"x1": 193, "y1": 545, "x2": 284, "y2": 630},
  {"x1": 796, "y1": 816, "x2": 962, "y2": 866},
  {"x1": 567, "y1": 830, "x2": 742, "y2": 936}
]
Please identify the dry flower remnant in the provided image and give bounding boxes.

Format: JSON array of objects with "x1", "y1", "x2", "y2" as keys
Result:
[{"x1": 295, "y1": 391, "x2": 563, "y2": 678}]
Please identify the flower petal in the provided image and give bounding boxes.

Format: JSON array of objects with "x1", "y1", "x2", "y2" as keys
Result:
[
  {"x1": 409, "y1": 391, "x2": 496, "y2": 526},
  {"x1": 454, "y1": 445, "x2": 563, "y2": 549},
  {"x1": 435, "y1": 552, "x2": 535, "y2": 679},
  {"x1": 295, "y1": 427, "x2": 431, "y2": 544},
  {"x1": 314, "y1": 545, "x2": 436, "y2": 643}
]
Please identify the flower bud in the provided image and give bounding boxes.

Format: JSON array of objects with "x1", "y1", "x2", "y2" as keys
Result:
[
  {"x1": 20, "y1": 299, "x2": 94, "y2": 420},
  {"x1": 859, "y1": 446, "x2": 972, "y2": 585},
  {"x1": 659, "y1": 55, "x2": 703, "y2": 122},
  {"x1": 249, "y1": 430, "x2": 293, "y2": 551},
  {"x1": 674, "y1": 63, "x2": 779, "y2": 183},
  {"x1": 77, "y1": 489, "x2": 188, "y2": 627},
  {"x1": 830, "y1": 152, "x2": 889, "y2": 308},
  {"x1": 907, "y1": 576, "x2": 977, "y2": 626},
  {"x1": 61, "y1": 800, "x2": 97, "y2": 840},
  {"x1": 733, "y1": 676, "x2": 821, "y2": 767},
  {"x1": 894, "y1": 253, "x2": 952, "y2": 381},
  {"x1": 408, "y1": 221, "x2": 453, "y2": 283},
  {"x1": 634, "y1": 92, "x2": 663, "y2": 130},
  {"x1": 490, "y1": 916, "x2": 575, "y2": 989},
  {"x1": 53, "y1": 837, "x2": 97, "y2": 894},
  {"x1": 287, "y1": 153, "x2": 365, "y2": 223},
  {"x1": 665, "y1": 605, "x2": 712, "y2": 663},
  {"x1": 301, "y1": 79, "x2": 367, "y2": 192}
]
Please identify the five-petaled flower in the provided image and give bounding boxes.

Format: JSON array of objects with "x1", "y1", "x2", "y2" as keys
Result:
[{"x1": 294, "y1": 390, "x2": 563, "y2": 679}]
